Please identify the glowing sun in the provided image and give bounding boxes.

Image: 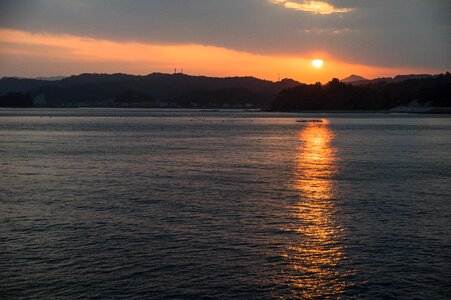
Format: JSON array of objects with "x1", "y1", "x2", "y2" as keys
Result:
[{"x1": 312, "y1": 59, "x2": 324, "y2": 68}]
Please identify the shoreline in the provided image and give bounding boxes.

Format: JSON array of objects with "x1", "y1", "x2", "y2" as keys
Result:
[{"x1": 1, "y1": 107, "x2": 451, "y2": 118}]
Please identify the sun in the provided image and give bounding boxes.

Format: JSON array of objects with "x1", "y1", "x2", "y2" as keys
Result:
[{"x1": 312, "y1": 59, "x2": 324, "y2": 68}]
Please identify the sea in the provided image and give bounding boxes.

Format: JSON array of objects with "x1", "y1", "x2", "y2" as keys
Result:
[{"x1": 1, "y1": 108, "x2": 450, "y2": 299}]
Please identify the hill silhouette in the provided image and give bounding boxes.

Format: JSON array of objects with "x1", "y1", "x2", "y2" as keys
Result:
[
  {"x1": 0, "y1": 73, "x2": 300, "y2": 108},
  {"x1": 1, "y1": 72, "x2": 450, "y2": 110},
  {"x1": 271, "y1": 73, "x2": 451, "y2": 112}
]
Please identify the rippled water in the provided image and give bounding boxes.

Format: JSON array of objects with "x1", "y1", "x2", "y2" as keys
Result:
[{"x1": 1, "y1": 109, "x2": 450, "y2": 299}]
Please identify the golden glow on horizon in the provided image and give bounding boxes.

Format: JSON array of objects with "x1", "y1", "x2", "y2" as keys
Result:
[
  {"x1": 283, "y1": 121, "x2": 352, "y2": 298},
  {"x1": 0, "y1": 28, "x2": 435, "y2": 83},
  {"x1": 271, "y1": 0, "x2": 353, "y2": 14},
  {"x1": 312, "y1": 59, "x2": 324, "y2": 68}
]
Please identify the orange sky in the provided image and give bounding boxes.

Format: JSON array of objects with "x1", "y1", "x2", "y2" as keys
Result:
[{"x1": 0, "y1": 28, "x2": 442, "y2": 83}]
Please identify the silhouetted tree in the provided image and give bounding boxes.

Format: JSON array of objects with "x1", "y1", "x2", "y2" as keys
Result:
[
  {"x1": 0, "y1": 92, "x2": 33, "y2": 107},
  {"x1": 114, "y1": 90, "x2": 155, "y2": 106},
  {"x1": 271, "y1": 73, "x2": 451, "y2": 111}
]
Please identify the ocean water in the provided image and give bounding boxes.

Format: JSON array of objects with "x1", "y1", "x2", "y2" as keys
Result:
[{"x1": 1, "y1": 109, "x2": 450, "y2": 299}]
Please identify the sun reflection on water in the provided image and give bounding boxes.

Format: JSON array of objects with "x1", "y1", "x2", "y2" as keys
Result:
[{"x1": 283, "y1": 120, "x2": 351, "y2": 299}]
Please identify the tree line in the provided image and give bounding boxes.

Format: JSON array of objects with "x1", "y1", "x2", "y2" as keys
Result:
[{"x1": 270, "y1": 73, "x2": 451, "y2": 111}]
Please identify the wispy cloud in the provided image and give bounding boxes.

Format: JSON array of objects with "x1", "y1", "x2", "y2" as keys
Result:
[
  {"x1": 302, "y1": 27, "x2": 355, "y2": 34},
  {"x1": 271, "y1": 0, "x2": 353, "y2": 14}
]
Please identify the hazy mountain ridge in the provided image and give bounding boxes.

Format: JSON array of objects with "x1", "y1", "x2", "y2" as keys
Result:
[
  {"x1": 341, "y1": 74, "x2": 436, "y2": 85},
  {"x1": 34, "y1": 76, "x2": 67, "y2": 81}
]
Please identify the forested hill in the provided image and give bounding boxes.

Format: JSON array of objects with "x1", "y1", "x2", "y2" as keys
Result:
[
  {"x1": 0, "y1": 73, "x2": 300, "y2": 108},
  {"x1": 2, "y1": 72, "x2": 450, "y2": 110},
  {"x1": 270, "y1": 73, "x2": 451, "y2": 112}
]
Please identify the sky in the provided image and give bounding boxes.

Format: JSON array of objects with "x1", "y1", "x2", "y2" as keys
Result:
[{"x1": 0, "y1": 0, "x2": 450, "y2": 83}]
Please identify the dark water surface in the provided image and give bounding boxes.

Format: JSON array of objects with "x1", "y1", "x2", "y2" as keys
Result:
[{"x1": 1, "y1": 109, "x2": 450, "y2": 299}]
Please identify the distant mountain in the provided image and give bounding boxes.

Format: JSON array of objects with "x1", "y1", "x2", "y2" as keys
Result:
[
  {"x1": 342, "y1": 74, "x2": 435, "y2": 85},
  {"x1": 392, "y1": 74, "x2": 433, "y2": 82},
  {"x1": 0, "y1": 73, "x2": 300, "y2": 108},
  {"x1": 34, "y1": 76, "x2": 67, "y2": 81},
  {"x1": 341, "y1": 74, "x2": 368, "y2": 83}
]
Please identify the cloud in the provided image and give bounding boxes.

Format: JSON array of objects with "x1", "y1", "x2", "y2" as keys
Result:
[
  {"x1": 0, "y1": 0, "x2": 449, "y2": 70},
  {"x1": 271, "y1": 0, "x2": 353, "y2": 14},
  {"x1": 1, "y1": 28, "x2": 429, "y2": 82}
]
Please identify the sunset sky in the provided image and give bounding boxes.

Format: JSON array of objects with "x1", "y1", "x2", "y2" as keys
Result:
[{"x1": 0, "y1": 0, "x2": 450, "y2": 83}]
